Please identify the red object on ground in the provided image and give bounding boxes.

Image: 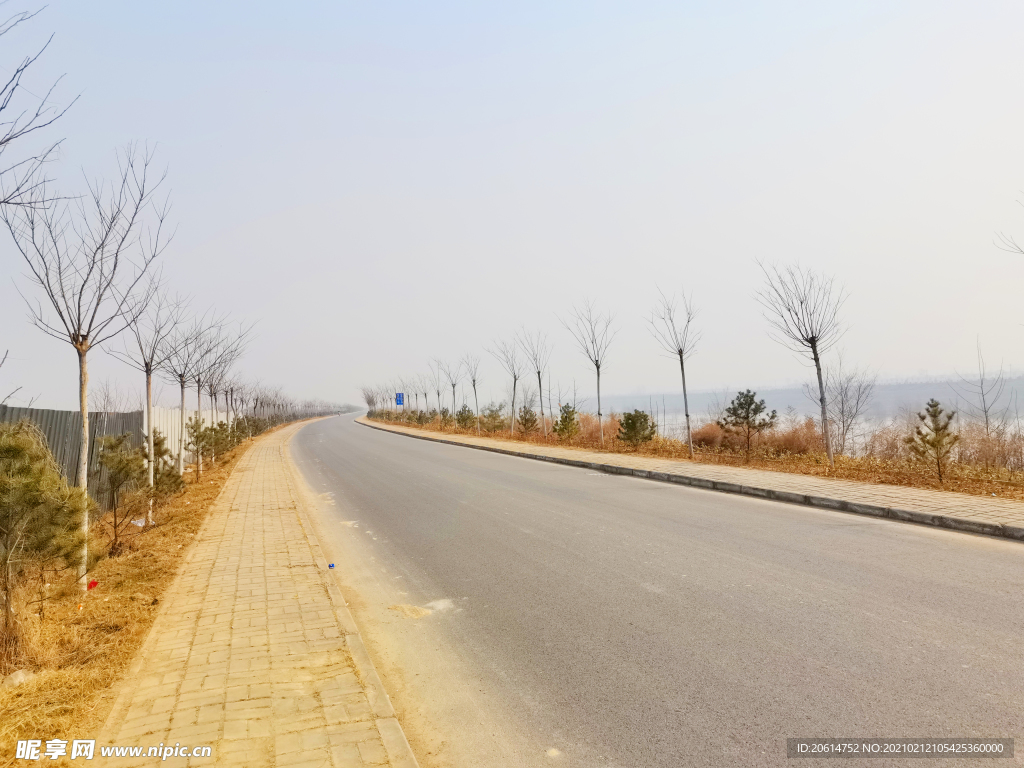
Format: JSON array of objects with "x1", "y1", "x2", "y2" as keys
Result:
[{"x1": 87, "y1": 580, "x2": 98, "y2": 590}]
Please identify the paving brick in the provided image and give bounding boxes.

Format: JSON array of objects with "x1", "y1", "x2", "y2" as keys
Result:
[{"x1": 97, "y1": 425, "x2": 408, "y2": 767}]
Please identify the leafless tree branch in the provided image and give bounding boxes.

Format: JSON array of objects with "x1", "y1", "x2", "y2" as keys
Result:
[
  {"x1": 649, "y1": 288, "x2": 700, "y2": 456},
  {"x1": 561, "y1": 300, "x2": 616, "y2": 445},
  {"x1": 757, "y1": 262, "x2": 846, "y2": 468}
]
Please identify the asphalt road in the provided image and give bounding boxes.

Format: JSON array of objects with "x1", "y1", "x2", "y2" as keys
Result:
[{"x1": 290, "y1": 415, "x2": 1024, "y2": 768}]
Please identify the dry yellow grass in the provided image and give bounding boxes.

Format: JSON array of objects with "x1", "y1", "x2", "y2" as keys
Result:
[{"x1": 0, "y1": 440, "x2": 252, "y2": 767}]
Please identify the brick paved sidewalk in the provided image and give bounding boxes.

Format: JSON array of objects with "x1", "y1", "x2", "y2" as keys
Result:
[
  {"x1": 99, "y1": 422, "x2": 417, "y2": 767},
  {"x1": 359, "y1": 418, "x2": 1024, "y2": 542}
]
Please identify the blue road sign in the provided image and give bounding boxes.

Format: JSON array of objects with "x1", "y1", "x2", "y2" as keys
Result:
[{"x1": 396, "y1": 392, "x2": 404, "y2": 406}]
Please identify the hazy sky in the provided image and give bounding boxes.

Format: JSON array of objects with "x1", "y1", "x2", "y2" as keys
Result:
[{"x1": 2, "y1": 0, "x2": 1024, "y2": 410}]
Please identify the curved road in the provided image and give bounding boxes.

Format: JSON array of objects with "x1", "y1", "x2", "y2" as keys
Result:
[{"x1": 290, "y1": 415, "x2": 1024, "y2": 767}]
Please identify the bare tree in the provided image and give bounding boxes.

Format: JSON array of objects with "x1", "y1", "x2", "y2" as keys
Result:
[
  {"x1": 757, "y1": 263, "x2": 846, "y2": 468},
  {"x1": 555, "y1": 379, "x2": 584, "y2": 412},
  {"x1": 196, "y1": 323, "x2": 250, "y2": 469},
  {"x1": 162, "y1": 312, "x2": 222, "y2": 476},
  {"x1": 410, "y1": 379, "x2": 419, "y2": 411},
  {"x1": 649, "y1": 289, "x2": 701, "y2": 457},
  {"x1": 951, "y1": 340, "x2": 1009, "y2": 438},
  {"x1": 110, "y1": 287, "x2": 187, "y2": 522},
  {"x1": 88, "y1": 378, "x2": 132, "y2": 413},
  {"x1": 803, "y1": 354, "x2": 876, "y2": 455},
  {"x1": 418, "y1": 376, "x2": 431, "y2": 414},
  {"x1": 223, "y1": 374, "x2": 245, "y2": 441},
  {"x1": 461, "y1": 353, "x2": 482, "y2": 434},
  {"x1": 562, "y1": 300, "x2": 616, "y2": 445},
  {"x1": 439, "y1": 360, "x2": 463, "y2": 416},
  {"x1": 208, "y1": 326, "x2": 250, "y2": 427},
  {"x1": 360, "y1": 386, "x2": 378, "y2": 412},
  {"x1": 828, "y1": 361, "x2": 875, "y2": 456},
  {"x1": 518, "y1": 329, "x2": 551, "y2": 438},
  {"x1": 489, "y1": 339, "x2": 524, "y2": 437},
  {"x1": 429, "y1": 361, "x2": 445, "y2": 417},
  {"x1": 206, "y1": 363, "x2": 229, "y2": 458},
  {"x1": 398, "y1": 377, "x2": 413, "y2": 412},
  {"x1": 547, "y1": 370, "x2": 554, "y2": 427},
  {"x1": 189, "y1": 329, "x2": 219, "y2": 481},
  {"x1": 0, "y1": 7, "x2": 77, "y2": 209},
  {"x1": 3, "y1": 146, "x2": 169, "y2": 587}
]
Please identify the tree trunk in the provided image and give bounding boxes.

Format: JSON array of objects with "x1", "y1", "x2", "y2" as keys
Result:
[
  {"x1": 76, "y1": 346, "x2": 89, "y2": 588},
  {"x1": 211, "y1": 390, "x2": 217, "y2": 465},
  {"x1": 536, "y1": 371, "x2": 546, "y2": 437},
  {"x1": 547, "y1": 372, "x2": 554, "y2": 435},
  {"x1": 472, "y1": 383, "x2": 480, "y2": 435},
  {"x1": 678, "y1": 351, "x2": 694, "y2": 458},
  {"x1": 510, "y1": 378, "x2": 517, "y2": 437},
  {"x1": 812, "y1": 343, "x2": 835, "y2": 468},
  {"x1": 596, "y1": 365, "x2": 604, "y2": 445},
  {"x1": 177, "y1": 378, "x2": 186, "y2": 475},
  {"x1": 196, "y1": 380, "x2": 203, "y2": 482},
  {"x1": 451, "y1": 385, "x2": 456, "y2": 416},
  {"x1": 146, "y1": 368, "x2": 155, "y2": 525}
]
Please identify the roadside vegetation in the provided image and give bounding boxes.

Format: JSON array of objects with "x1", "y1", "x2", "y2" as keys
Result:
[{"x1": 366, "y1": 399, "x2": 1024, "y2": 501}]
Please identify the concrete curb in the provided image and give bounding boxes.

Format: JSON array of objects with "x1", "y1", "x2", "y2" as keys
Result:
[
  {"x1": 282, "y1": 426, "x2": 421, "y2": 768},
  {"x1": 357, "y1": 417, "x2": 1024, "y2": 545}
]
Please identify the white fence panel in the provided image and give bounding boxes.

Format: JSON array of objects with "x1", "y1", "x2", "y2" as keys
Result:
[{"x1": 144, "y1": 406, "x2": 233, "y2": 466}]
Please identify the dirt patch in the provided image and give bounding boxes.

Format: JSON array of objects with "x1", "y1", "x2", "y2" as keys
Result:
[{"x1": 389, "y1": 604, "x2": 432, "y2": 619}]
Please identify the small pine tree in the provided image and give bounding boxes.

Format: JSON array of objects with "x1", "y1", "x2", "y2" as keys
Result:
[
  {"x1": 0, "y1": 421, "x2": 88, "y2": 645},
  {"x1": 718, "y1": 390, "x2": 777, "y2": 461},
  {"x1": 618, "y1": 410, "x2": 657, "y2": 449},
  {"x1": 552, "y1": 404, "x2": 580, "y2": 441},
  {"x1": 480, "y1": 402, "x2": 508, "y2": 433},
  {"x1": 151, "y1": 429, "x2": 185, "y2": 500},
  {"x1": 905, "y1": 399, "x2": 959, "y2": 484},
  {"x1": 455, "y1": 404, "x2": 475, "y2": 429},
  {"x1": 97, "y1": 433, "x2": 147, "y2": 556},
  {"x1": 184, "y1": 415, "x2": 208, "y2": 475},
  {"x1": 438, "y1": 408, "x2": 453, "y2": 428},
  {"x1": 517, "y1": 405, "x2": 539, "y2": 435}
]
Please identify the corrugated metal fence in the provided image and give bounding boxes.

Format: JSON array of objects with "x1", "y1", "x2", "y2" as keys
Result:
[{"x1": 0, "y1": 404, "x2": 144, "y2": 510}]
